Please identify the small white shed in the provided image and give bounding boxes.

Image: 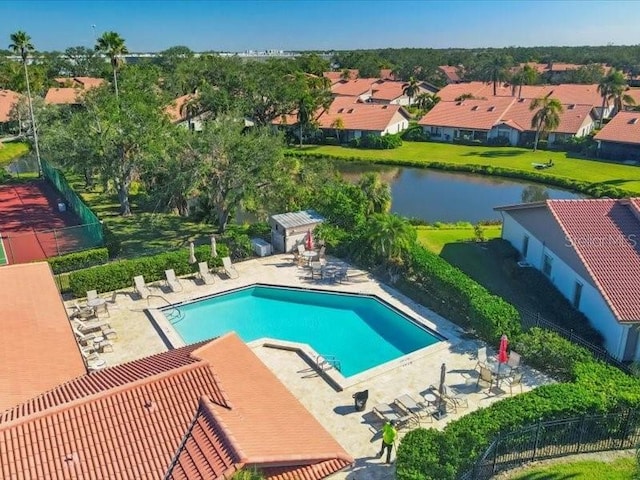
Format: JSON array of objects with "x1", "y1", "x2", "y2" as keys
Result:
[{"x1": 269, "y1": 210, "x2": 325, "y2": 253}]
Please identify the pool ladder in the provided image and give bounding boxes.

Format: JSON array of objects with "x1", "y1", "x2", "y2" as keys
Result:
[
  {"x1": 148, "y1": 294, "x2": 185, "y2": 323},
  {"x1": 317, "y1": 354, "x2": 341, "y2": 372}
]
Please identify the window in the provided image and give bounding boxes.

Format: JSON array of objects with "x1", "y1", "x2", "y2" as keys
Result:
[
  {"x1": 573, "y1": 281, "x2": 583, "y2": 308},
  {"x1": 522, "y1": 235, "x2": 529, "y2": 258},
  {"x1": 542, "y1": 254, "x2": 553, "y2": 277}
]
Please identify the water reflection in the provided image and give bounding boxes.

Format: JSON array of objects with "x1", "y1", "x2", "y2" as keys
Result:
[{"x1": 335, "y1": 161, "x2": 583, "y2": 223}]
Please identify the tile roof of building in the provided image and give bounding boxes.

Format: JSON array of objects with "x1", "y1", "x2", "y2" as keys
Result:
[
  {"x1": 323, "y1": 69, "x2": 359, "y2": 83},
  {"x1": 370, "y1": 81, "x2": 408, "y2": 101},
  {"x1": 594, "y1": 111, "x2": 640, "y2": 145},
  {"x1": 166, "y1": 93, "x2": 197, "y2": 122},
  {"x1": 419, "y1": 97, "x2": 595, "y2": 135},
  {"x1": 330, "y1": 78, "x2": 378, "y2": 97},
  {"x1": 0, "y1": 263, "x2": 86, "y2": 412},
  {"x1": 379, "y1": 68, "x2": 397, "y2": 80},
  {"x1": 54, "y1": 77, "x2": 105, "y2": 89},
  {"x1": 44, "y1": 87, "x2": 83, "y2": 104},
  {"x1": 318, "y1": 101, "x2": 409, "y2": 131},
  {"x1": 438, "y1": 65, "x2": 462, "y2": 83},
  {"x1": 0, "y1": 333, "x2": 352, "y2": 479},
  {"x1": 547, "y1": 199, "x2": 640, "y2": 323},
  {"x1": 0, "y1": 89, "x2": 20, "y2": 123}
]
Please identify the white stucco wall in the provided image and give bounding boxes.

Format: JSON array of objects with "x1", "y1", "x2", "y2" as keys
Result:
[
  {"x1": 501, "y1": 214, "x2": 630, "y2": 359},
  {"x1": 382, "y1": 114, "x2": 409, "y2": 135},
  {"x1": 488, "y1": 126, "x2": 520, "y2": 145},
  {"x1": 422, "y1": 125, "x2": 455, "y2": 141}
]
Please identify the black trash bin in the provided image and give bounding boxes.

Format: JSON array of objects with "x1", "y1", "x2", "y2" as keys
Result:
[{"x1": 353, "y1": 389, "x2": 369, "y2": 412}]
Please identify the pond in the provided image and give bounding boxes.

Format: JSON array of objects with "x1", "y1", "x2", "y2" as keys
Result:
[{"x1": 336, "y1": 162, "x2": 584, "y2": 223}]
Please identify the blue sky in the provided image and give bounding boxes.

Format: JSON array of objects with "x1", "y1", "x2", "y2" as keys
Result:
[{"x1": 2, "y1": 0, "x2": 640, "y2": 52}]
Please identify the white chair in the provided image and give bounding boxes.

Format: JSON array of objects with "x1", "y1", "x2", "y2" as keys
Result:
[
  {"x1": 165, "y1": 269, "x2": 183, "y2": 292},
  {"x1": 197, "y1": 262, "x2": 215, "y2": 285},
  {"x1": 476, "y1": 365, "x2": 495, "y2": 392},
  {"x1": 81, "y1": 348, "x2": 107, "y2": 371},
  {"x1": 222, "y1": 257, "x2": 239, "y2": 279},
  {"x1": 505, "y1": 372, "x2": 524, "y2": 395},
  {"x1": 507, "y1": 351, "x2": 521, "y2": 371},
  {"x1": 86, "y1": 290, "x2": 98, "y2": 302},
  {"x1": 134, "y1": 275, "x2": 151, "y2": 299},
  {"x1": 476, "y1": 346, "x2": 488, "y2": 371}
]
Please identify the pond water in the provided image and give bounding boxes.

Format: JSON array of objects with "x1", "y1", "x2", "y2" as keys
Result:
[{"x1": 336, "y1": 162, "x2": 584, "y2": 223}]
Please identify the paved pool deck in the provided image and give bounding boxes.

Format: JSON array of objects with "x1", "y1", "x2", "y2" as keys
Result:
[{"x1": 64, "y1": 253, "x2": 551, "y2": 480}]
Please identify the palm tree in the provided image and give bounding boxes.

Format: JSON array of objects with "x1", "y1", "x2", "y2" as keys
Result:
[
  {"x1": 403, "y1": 76, "x2": 420, "y2": 106},
  {"x1": 480, "y1": 54, "x2": 512, "y2": 96},
  {"x1": 95, "y1": 31, "x2": 128, "y2": 98},
  {"x1": 9, "y1": 31, "x2": 41, "y2": 174},
  {"x1": 358, "y1": 172, "x2": 391, "y2": 215},
  {"x1": 529, "y1": 93, "x2": 563, "y2": 152},
  {"x1": 330, "y1": 117, "x2": 345, "y2": 144},
  {"x1": 598, "y1": 69, "x2": 635, "y2": 126},
  {"x1": 415, "y1": 92, "x2": 440, "y2": 112}
]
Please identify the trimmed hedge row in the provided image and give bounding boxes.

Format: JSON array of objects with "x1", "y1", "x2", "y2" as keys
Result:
[
  {"x1": 48, "y1": 248, "x2": 109, "y2": 274},
  {"x1": 289, "y1": 152, "x2": 635, "y2": 199},
  {"x1": 396, "y1": 332, "x2": 640, "y2": 479},
  {"x1": 68, "y1": 244, "x2": 229, "y2": 297},
  {"x1": 408, "y1": 244, "x2": 521, "y2": 343}
]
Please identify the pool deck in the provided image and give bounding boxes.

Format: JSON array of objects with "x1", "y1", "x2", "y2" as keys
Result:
[{"x1": 65, "y1": 254, "x2": 551, "y2": 480}]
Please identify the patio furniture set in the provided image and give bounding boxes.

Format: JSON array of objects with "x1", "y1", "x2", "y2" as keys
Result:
[
  {"x1": 294, "y1": 245, "x2": 349, "y2": 284},
  {"x1": 475, "y1": 347, "x2": 523, "y2": 395}
]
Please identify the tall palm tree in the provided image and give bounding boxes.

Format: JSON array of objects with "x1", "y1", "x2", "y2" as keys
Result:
[
  {"x1": 331, "y1": 117, "x2": 345, "y2": 144},
  {"x1": 415, "y1": 92, "x2": 440, "y2": 112},
  {"x1": 9, "y1": 31, "x2": 41, "y2": 174},
  {"x1": 529, "y1": 93, "x2": 563, "y2": 152},
  {"x1": 403, "y1": 76, "x2": 420, "y2": 106},
  {"x1": 95, "y1": 31, "x2": 128, "y2": 98},
  {"x1": 598, "y1": 69, "x2": 635, "y2": 126},
  {"x1": 480, "y1": 54, "x2": 512, "y2": 96}
]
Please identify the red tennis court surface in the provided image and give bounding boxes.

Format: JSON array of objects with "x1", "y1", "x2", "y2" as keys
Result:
[{"x1": 0, "y1": 181, "x2": 85, "y2": 264}]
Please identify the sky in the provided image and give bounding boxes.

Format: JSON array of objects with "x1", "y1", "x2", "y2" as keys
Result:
[{"x1": 2, "y1": 0, "x2": 640, "y2": 53}]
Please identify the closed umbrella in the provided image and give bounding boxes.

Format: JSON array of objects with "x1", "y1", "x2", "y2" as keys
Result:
[
  {"x1": 497, "y1": 334, "x2": 509, "y2": 375},
  {"x1": 188, "y1": 241, "x2": 196, "y2": 264},
  {"x1": 210, "y1": 235, "x2": 217, "y2": 258},
  {"x1": 305, "y1": 229, "x2": 314, "y2": 250},
  {"x1": 438, "y1": 363, "x2": 447, "y2": 418}
]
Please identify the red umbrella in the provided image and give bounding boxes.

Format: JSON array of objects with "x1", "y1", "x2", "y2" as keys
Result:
[
  {"x1": 498, "y1": 334, "x2": 509, "y2": 364},
  {"x1": 305, "y1": 229, "x2": 314, "y2": 250}
]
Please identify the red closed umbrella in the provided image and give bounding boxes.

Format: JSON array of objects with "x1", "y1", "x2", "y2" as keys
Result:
[
  {"x1": 498, "y1": 334, "x2": 509, "y2": 364},
  {"x1": 305, "y1": 229, "x2": 314, "y2": 250}
]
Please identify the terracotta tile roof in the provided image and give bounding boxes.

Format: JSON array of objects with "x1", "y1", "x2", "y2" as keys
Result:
[
  {"x1": 547, "y1": 198, "x2": 640, "y2": 323},
  {"x1": 418, "y1": 97, "x2": 516, "y2": 130},
  {"x1": 626, "y1": 88, "x2": 640, "y2": 105},
  {"x1": 0, "y1": 263, "x2": 86, "y2": 412},
  {"x1": 0, "y1": 333, "x2": 352, "y2": 480},
  {"x1": 73, "y1": 76, "x2": 105, "y2": 89},
  {"x1": 438, "y1": 65, "x2": 462, "y2": 83},
  {"x1": 323, "y1": 69, "x2": 358, "y2": 83},
  {"x1": 502, "y1": 99, "x2": 595, "y2": 134},
  {"x1": 44, "y1": 87, "x2": 84, "y2": 104},
  {"x1": 594, "y1": 111, "x2": 640, "y2": 145},
  {"x1": 370, "y1": 81, "x2": 408, "y2": 101},
  {"x1": 331, "y1": 78, "x2": 378, "y2": 97},
  {"x1": 166, "y1": 93, "x2": 197, "y2": 122},
  {"x1": 318, "y1": 101, "x2": 409, "y2": 132},
  {"x1": 0, "y1": 89, "x2": 21, "y2": 122}
]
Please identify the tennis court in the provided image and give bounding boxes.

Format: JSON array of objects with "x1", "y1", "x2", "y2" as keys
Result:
[{"x1": 0, "y1": 180, "x2": 101, "y2": 265}]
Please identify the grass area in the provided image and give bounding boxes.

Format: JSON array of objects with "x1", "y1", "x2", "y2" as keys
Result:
[
  {"x1": 415, "y1": 224, "x2": 502, "y2": 254},
  {"x1": 291, "y1": 142, "x2": 640, "y2": 195},
  {"x1": 0, "y1": 141, "x2": 30, "y2": 168},
  {"x1": 0, "y1": 237, "x2": 7, "y2": 266},
  {"x1": 506, "y1": 456, "x2": 636, "y2": 479}
]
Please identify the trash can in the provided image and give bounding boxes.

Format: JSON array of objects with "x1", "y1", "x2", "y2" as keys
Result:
[{"x1": 353, "y1": 389, "x2": 369, "y2": 412}]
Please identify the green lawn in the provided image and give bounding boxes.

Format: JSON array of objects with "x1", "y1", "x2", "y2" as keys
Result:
[
  {"x1": 415, "y1": 224, "x2": 502, "y2": 254},
  {"x1": 0, "y1": 142, "x2": 30, "y2": 168},
  {"x1": 507, "y1": 456, "x2": 636, "y2": 479},
  {"x1": 291, "y1": 142, "x2": 640, "y2": 195}
]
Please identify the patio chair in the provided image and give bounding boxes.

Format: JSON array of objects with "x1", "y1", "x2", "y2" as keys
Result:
[
  {"x1": 197, "y1": 261, "x2": 215, "y2": 285},
  {"x1": 134, "y1": 275, "x2": 151, "y2": 300},
  {"x1": 507, "y1": 351, "x2": 521, "y2": 372},
  {"x1": 372, "y1": 402, "x2": 417, "y2": 430},
  {"x1": 86, "y1": 290, "x2": 98, "y2": 302},
  {"x1": 72, "y1": 319, "x2": 117, "y2": 340},
  {"x1": 442, "y1": 385, "x2": 469, "y2": 410},
  {"x1": 335, "y1": 267, "x2": 348, "y2": 284},
  {"x1": 222, "y1": 256, "x2": 239, "y2": 279},
  {"x1": 504, "y1": 372, "x2": 524, "y2": 395},
  {"x1": 80, "y1": 348, "x2": 107, "y2": 371},
  {"x1": 72, "y1": 326, "x2": 102, "y2": 345},
  {"x1": 394, "y1": 394, "x2": 434, "y2": 422},
  {"x1": 69, "y1": 302, "x2": 96, "y2": 320},
  {"x1": 476, "y1": 365, "x2": 495, "y2": 392},
  {"x1": 476, "y1": 346, "x2": 488, "y2": 371},
  {"x1": 165, "y1": 269, "x2": 184, "y2": 292}
]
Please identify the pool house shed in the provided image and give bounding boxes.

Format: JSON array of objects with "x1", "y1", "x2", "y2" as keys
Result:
[{"x1": 269, "y1": 210, "x2": 325, "y2": 253}]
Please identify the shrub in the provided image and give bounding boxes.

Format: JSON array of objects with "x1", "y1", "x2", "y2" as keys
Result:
[
  {"x1": 102, "y1": 222, "x2": 122, "y2": 258},
  {"x1": 352, "y1": 134, "x2": 403, "y2": 150},
  {"x1": 396, "y1": 428, "x2": 458, "y2": 480},
  {"x1": 68, "y1": 243, "x2": 229, "y2": 297},
  {"x1": 402, "y1": 125, "x2": 429, "y2": 142},
  {"x1": 221, "y1": 227, "x2": 253, "y2": 259},
  {"x1": 48, "y1": 248, "x2": 109, "y2": 274}
]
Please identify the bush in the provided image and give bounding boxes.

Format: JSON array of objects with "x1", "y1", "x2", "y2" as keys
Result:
[
  {"x1": 48, "y1": 248, "x2": 109, "y2": 274},
  {"x1": 68, "y1": 243, "x2": 229, "y2": 297},
  {"x1": 102, "y1": 222, "x2": 122, "y2": 258},
  {"x1": 396, "y1": 429, "x2": 458, "y2": 480},
  {"x1": 402, "y1": 125, "x2": 430, "y2": 142},
  {"x1": 351, "y1": 133, "x2": 403, "y2": 150}
]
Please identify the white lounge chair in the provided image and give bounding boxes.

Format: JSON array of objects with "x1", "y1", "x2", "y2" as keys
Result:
[
  {"x1": 134, "y1": 275, "x2": 151, "y2": 299},
  {"x1": 197, "y1": 262, "x2": 215, "y2": 285},
  {"x1": 69, "y1": 302, "x2": 96, "y2": 320},
  {"x1": 165, "y1": 269, "x2": 183, "y2": 292},
  {"x1": 222, "y1": 257, "x2": 239, "y2": 279},
  {"x1": 80, "y1": 348, "x2": 107, "y2": 371}
]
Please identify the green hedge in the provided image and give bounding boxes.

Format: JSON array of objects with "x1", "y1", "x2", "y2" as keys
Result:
[
  {"x1": 68, "y1": 244, "x2": 229, "y2": 297},
  {"x1": 407, "y1": 244, "x2": 521, "y2": 343},
  {"x1": 48, "y1": 248, "x2": 109, "y2": 274},
  {"x1": 289, "y1": 152, "x2": 634, "y2": 199}
]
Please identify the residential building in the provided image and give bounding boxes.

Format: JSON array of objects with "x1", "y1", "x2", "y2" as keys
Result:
[
  {"x1": 165, "y1": 93, "x2": 206, "y2": 131},
  {"x1": 323, "y1": 69, "x2": 359, "y2": 84},
  {"x1": 0, "y1": 89, "x2": 21, "y2": 133},
  {"x1": 594, "y1": 111, "x2": 640, "y2": 161},
  {"x1": 45, "y1": 76, "x2": 105, "y2": 105},
  {"x1": 496, "y1": 199, "x2": 640, "y2": 361},
  {"x1": 438, "y1": 65, "x2": 463, "y2": 84}
]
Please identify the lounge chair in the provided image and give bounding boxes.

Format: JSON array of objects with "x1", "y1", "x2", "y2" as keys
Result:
[
  {"x1": 372, "y1": 402, "x2": 417, "y2": 429},
  {"x1": 222, "y1": 256, "x2": 239, "y2": 279},
  {"x1": 69, "y1": 302, "x2": 96, "y2": 320},
  {"x1": 134, "y1": 275, "x2": 151, "y2": 300},
  {"x1": 72, "y1": 319, "x2": 117, "y2": 340},
  {"x1": 197, "y1": 261, "x2": 216, "y2": 285},
  {"x1": 165, "y1": 269, "x2": 184, "y2": 292},
  {"x1": 394, "y1": 394, "x2": 434, "y2": 421},
  {"x1": 442, "y1": 385, "x2": 469, "y2": 410},
  {"x1": 80, "y1": 348, "x2": 107, "y2": 371}
]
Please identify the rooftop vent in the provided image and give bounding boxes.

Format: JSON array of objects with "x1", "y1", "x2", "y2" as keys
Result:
[
  {"x1": 381, "y1": 105, "x2": 388, "y2": 109},
  {"x1": 518, "y1": 98, "x2": 526, "y2": 103},
  {"x1": 471, "y1": 106, "x2": 479, "y2": 111},
  {"x1": 347, "y1": 108, "x2": 354, "y2": 114},
  {"x1": 568, "y1": 104, "x2": 575, "y2": 110},
  {"x1": 630, "y1": 118, "x2": 639, "y2": 125},
  {"x1": 337, "y1": 108, "x2": 344, "y2": 113},
  {"x1": 488, "y1": 106, "x2": 496, "y2": 112}
]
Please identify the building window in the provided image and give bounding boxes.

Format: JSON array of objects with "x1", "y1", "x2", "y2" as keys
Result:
[
  {"x1": 573, "y1": 281, "x2": 583, "y2": 308},
  {"x1": 542, "y1": 254, "x2": 553, "y2": 277},
  {"x1": 522, "y1": 235, "x2": 529, "y2": 258}
]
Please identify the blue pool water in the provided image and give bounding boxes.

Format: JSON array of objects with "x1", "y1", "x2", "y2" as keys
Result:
[{"x1": 167, "y1": 285, "x2": 442, "y2": 377}]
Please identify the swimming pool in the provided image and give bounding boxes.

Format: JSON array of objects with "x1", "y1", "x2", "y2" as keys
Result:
[{"x1": 165, "y1": 285, "x2": 442, "y2": 378}]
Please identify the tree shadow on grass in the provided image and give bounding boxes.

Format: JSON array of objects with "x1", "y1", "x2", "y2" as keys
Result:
[
  {"x1": 460, "y1": 149, "x2": 527, "y2": 158},
  {"x1": 513, "y1": 473, "x2": 580, "y2": 480}
]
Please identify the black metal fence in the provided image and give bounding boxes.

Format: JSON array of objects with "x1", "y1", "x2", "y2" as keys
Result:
[
  {"x1": 519, "y1": 306, "x2": 633, "y2": 375},
  {"x1": 461, "y1": 410, "x2": 640, "y2": 480}
]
